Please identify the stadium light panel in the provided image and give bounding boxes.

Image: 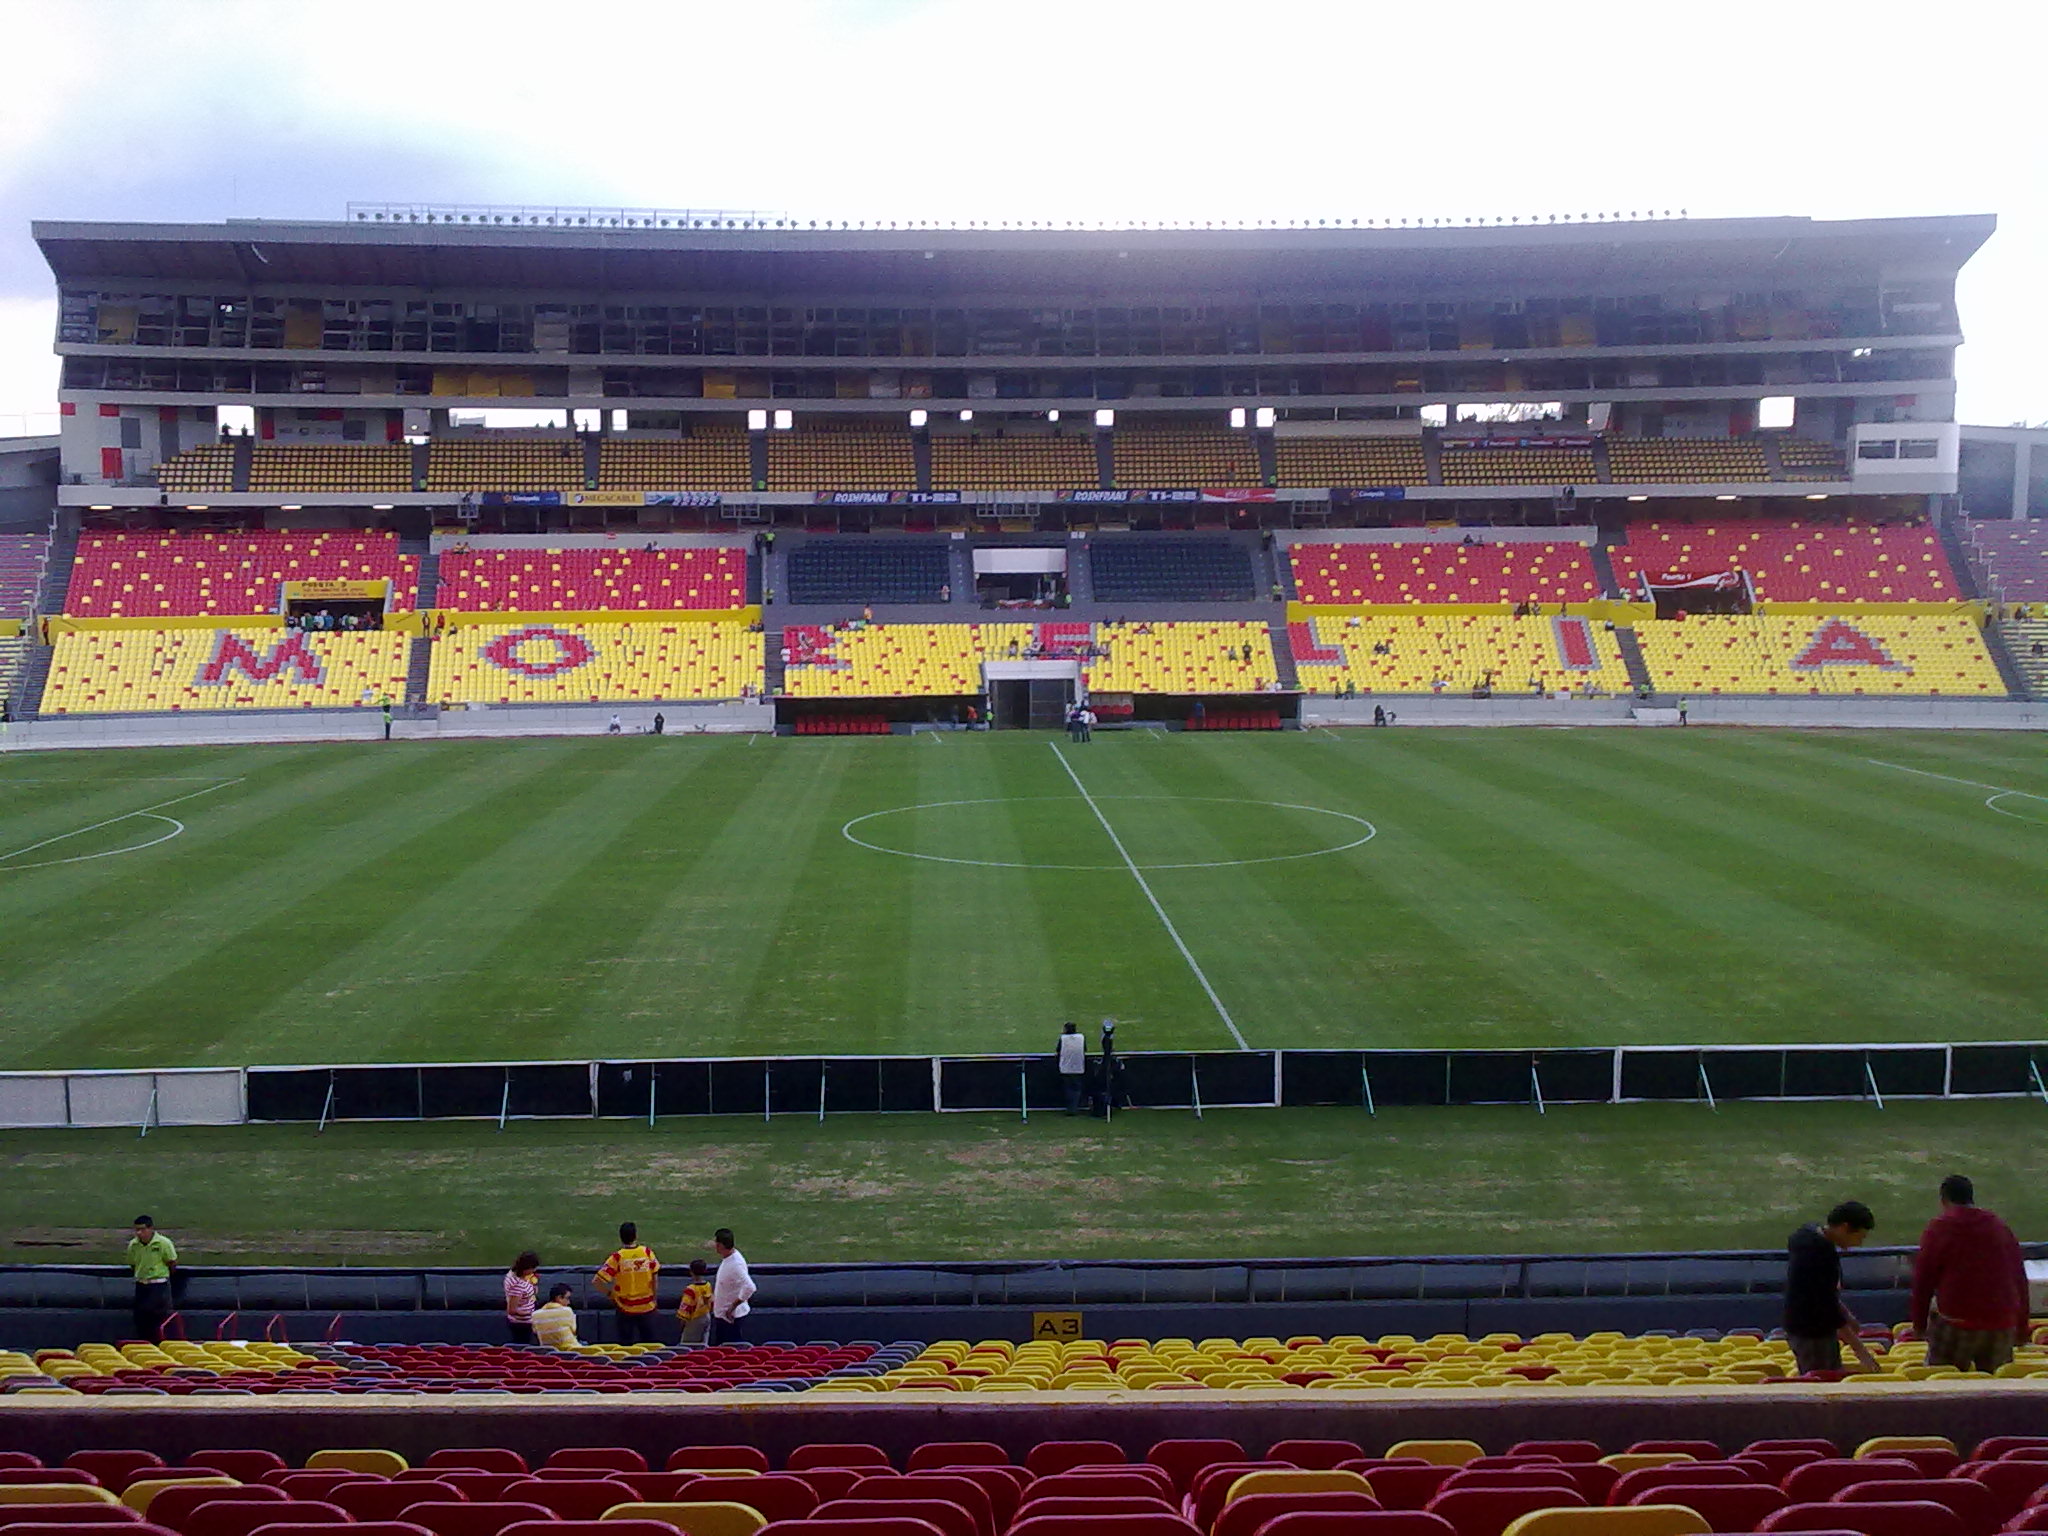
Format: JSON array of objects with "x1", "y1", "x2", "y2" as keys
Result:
[
  {"x1": 747, "y1": 410, "x2": 768, "y2": 431},
  {"x1": 1627, "y1": 495, "x2": 1649, "y2": 502},
  {"x1": 88, "y1": 504, "x2": 112, "y2": 511},
  {"x1": 1715, "y1": 494, "x2": 1738, "y2": 501},
  {"x1": 185, "y1": 505, "x2": 210, "y2": 511},
  {"x1": 1229, "y1": 407, "x2": 1248, "y2": 429},
  {"x1": 909, "y1": 409, "x2": 928, "y2": 427},
  {"x1": 279, "y1": 505, "x2": 301, "y2": 511},
  {"x1": 1255, "y1": 407, "x2": 1276, "y2": 429},
  {"x1": 1806, "y1": 493, "x2": 1830, "y2": 500},
  {"x1": 958, "y1": 410, "x2": 974, "y2": 423},
  {"x1": 1094, "y1": 409, "x2": 1115, "y2": 428},
  {"x1": 1047, "y1": 410, "x2": 1060, "y2": 422},
  {"x1": 371, "y1": 504, "x2": 394, "y2": 511},
  {"x1": 772, "y1": 410, "x2": 793, "y2": 430},
  {"x1": 1757, "y1": 395, "x2": 1797, "y2": 430}
]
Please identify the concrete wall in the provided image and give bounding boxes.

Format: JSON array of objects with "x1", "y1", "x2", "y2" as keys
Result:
[{"x1": 1303, "y1": 696, "x2": 2048, "y2": 730}]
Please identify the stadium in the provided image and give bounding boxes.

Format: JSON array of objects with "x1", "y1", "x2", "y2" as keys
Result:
[{"x1": 4, "y1": 190, "x2": 2048, "y2": 1533}]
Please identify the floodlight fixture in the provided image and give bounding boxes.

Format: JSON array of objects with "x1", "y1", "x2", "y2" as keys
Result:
[
  {"x1": 1229, "y1": 407, "x2": 1248, "y2": 429},
  {"x1": 1627, "y1": 495, "x2": 1649, "y2": 502},
  {"x1": 909, "y1": 409, "x2": 928, "y2": 427},
  {"x1": 773, "y1": 410, "x2": 793, "y2": 430},
  {"x1": 1094, "y1": 409, "x2": 1115, "y2": 428},
  {"x1": 747, "y1": 410, "x2": 768, "y2": 431},
  {"x1": 185, "y1": 505, "x2": 210, "y2": 511},
  {"x1": 1255, "y1": 407, "x2": 1276, "y2": 429},
  {"x1": 958, "y1": 410, "x2": 973, "y2": 423},
  {"x1": 1047, "y1": 410, "x2": 1060, "y2": 423},
  {"x1": 1806, "y1": 494, "x2": 1830, "y2": 501},
  {"x1": 88, "y1": 504, "x2": 112, "y2": 511},
  {"x1": 1714, "y1": 494, "x2": 1737, "y2": 501},
  {"x1": 371, "y1": 504, "x2": 395, "y2": 511},
  {"x1": 278, "y1": 505, "x2": 301, "y2": 511}
]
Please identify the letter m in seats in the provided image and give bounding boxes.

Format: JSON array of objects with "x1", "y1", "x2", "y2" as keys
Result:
[{"x1": 196, "y1": 631, "x2": 326, "y2": 687}]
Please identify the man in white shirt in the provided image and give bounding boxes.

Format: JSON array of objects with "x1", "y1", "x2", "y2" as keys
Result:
[
  {"x1": 710, "y1": 1227, "x2": 755, "y2": 1344},
  {"x1": 1056, "y1": 1021, "x2": 1087, "y2": 1115}
]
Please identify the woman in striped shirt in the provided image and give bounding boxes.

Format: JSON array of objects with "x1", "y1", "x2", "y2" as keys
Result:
[{"x1": 503, "y1": 1251, "x2": 541, "y2": 1344}]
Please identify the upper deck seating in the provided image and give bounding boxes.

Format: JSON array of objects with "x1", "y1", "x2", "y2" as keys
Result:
[
  {"x1": 425, "y1": 439, "x2": 584, "y2": 492},
  {"x1": 0, "y1": 532, "x2": 49, "y2": 621},
  {"x1": 597, "y1": 433, "x2": 753, "y2": 491},
  {"x1": 62, "y1": 533, "x2": 421, "y2": 617},
  {"x1": 1089, "y1": 539, "x2": 1256, "y2": 602},
  {"x1": 1774, "y1": 438, "x2": 1849, "y2": 479},
  {"x1": 1438, "y1": 444, "x2": 1596, "y2": 486},
  {"x1": 1607, "y1": 521, "x2": 1957, "y2": 602},
  {"x1": 436, "y1": 549, "x2": 746, "y2": 612},
  {"x1": 1273, "y1": 437, "x2": 1429, "y2": 488},
  {"x1": 1633, "y1": 614, "x2": 2005, "y2": 695},
  {"x1": 1967, "y1": 520, "x2": 2048, "y2": 601},
  {"x1": 787, "y1": 541, "x2": 949, "y2": 605},
  {"x1": 247, "y1": 446, "x2": 411, "y2": 493},
  {"x1": 1085, "y1": 622, "x2": 1277, "y2": 695},
  {"x1": 1288, "y1": 542, "x2": 1601, "y2": 606},
  {"x1": 1605, "y1": 438, "x2": 1769, "y2": 484},
  {"x1": 153, "y1": 445, "x2": 235, "y2": 494},
  {"x1": 930, "y1": 433, "x2": 1098, "y2": 490},
  {"x1": 1111, "y1": 426, "x2": 1259, "y2": 487},
  {"x1": 766, "y1": 427, "x2": 914, "y2": 492},
  {"x1": 429, "y1": 622, "x2": 761, "y2": 705},
  {"x1": 39, "y1": 630, "x2": 409, "y2": 714},
  {"x1": 1291, "y1": 615, "x2": 1632, "y2": 696}
]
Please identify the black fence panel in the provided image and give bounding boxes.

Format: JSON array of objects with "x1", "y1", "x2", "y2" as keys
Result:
[
  {"x1": 1951, "y1": 1045, "x2": 2039, "y2": 1096},
  {"x1": 1447, "y1": 1051, "x2": 1538, "y2": 1105},
  {"x1": 1864, "y1": 1047, "x2": 1946, "y2": 1098},
  {"x1": 1781, "y1": 1048, "x2": 1870, "y2": 1099},
  {"x1": 766, "y1": 1060, "x2": 824, "y2": 1116},
  {"x1": 246, "y1": 1069, "x2": 332, "y2": 1122},
  {"x1": 1190, "y1": 1051, "x2": 1280, "y2": 1106},
  {"x1": 707, "y1": 1060, "x2": 769, "y2": 1117},
  {"x1": 418, "y1": 1065, "x2": 508, "y2": 1119},
  {"x1": 1280, "y1": 1050, "x2": 1365, "y2": 1107},
  {"x1": 1619, "y1": 1050, "x2": 1704, "y2": 1101},
  {"x1": 333, "y1": 1067, "x2": 423, "y2": 1120},
  {"x1": 510, "y1": 1064, "x2": 592, "y2": 1117},
  {"x1": 879, "y1": 1056, "x2": 935, "y2": 1111},
  {"x1": 1532, "y1": 1051, "x2": 1614, "y2": 1103},
  {"x1": 1359, "y1": 1051, "x2": 1451, "y2": 1107},
  {"x1": 941, "y1": 1056, "x2": 1052, "y2": 1112},
  {"x1": 1698, "y1": 1049, "x2": 1786, "y2": 1100},
  {"x1": 1119, "y1": 1053, "x2": 1194, "y2": 1107}
]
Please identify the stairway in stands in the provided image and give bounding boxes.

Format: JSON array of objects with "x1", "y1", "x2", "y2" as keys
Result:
[
  {"x1": 402, "y1": 544, "x2": 441, "y2": 707},
  {"x1": 18, "y1": 522, "x2": 78, "y2": 716},
  {"x1": 1589, "y1": 540, "x2": 1627, "y2": 599},
  {"x1": 764, "y1": 631, "x2": 787, "y2": 695},
  {"x1": 1267, "y1": 620, "x2": 1300, "y2": 691},
  {"x1": 1939, "y1": 519, "x2": 2031, "y2": 697},
  {"x1": 1613, "y1": 627, "x2": 1655, "y2": 696}
]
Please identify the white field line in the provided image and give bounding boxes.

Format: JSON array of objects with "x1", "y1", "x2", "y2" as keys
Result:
[
  {"x1": 1865, "y1": 757, "x2": 2048, "y2": 821},
  {"x1": 0, "y1": 778, "x2": 244, "y2": 869},
  {"x1": 1049, "y1": 743, "x2": 1248, "y2": 1049}
]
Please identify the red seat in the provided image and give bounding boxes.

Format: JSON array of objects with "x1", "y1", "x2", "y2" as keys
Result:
[
  {"x1": 1745, "y1": 1443, "x2": 1840, "y2": 1461},
  {"x1": 0, "y1": 1515, "x2": 143, "y2": 1529},
  {"x1": 265, "y1": 1476, "x2": 380, "y2": 1502},
  {"x1": 1190, "y1": 1467, "x2": 1287, "y2": 1532},
  {"x1": 186, "y1": 1506, "x2": 351, "y2": 1536},
  {"x1": 1254, "y1": 1518, "x2": 1454, "y2": 1536},
  {"x1": 668, "y1": 1453, "x2": 769, "y2": 1477},
  {"x1": 1359, "y1": 1470, "x2": 1456, "y2": 1514},
  {"x1": 545, "y1": 1454, "x2": 645, "y2": 1478},
  {"x1": 145, "y1": 1489, "x2": 289, "y2": 1534},
  {"x1": 1424, "y1": 1486, "x2": 1584, "y2": 1536},
  {"x1": 1027, "y1": 1448, "x2": 1126, "y2": 1479},
  {"x1": 1014, "y1": 1502, "x2": 1175, "y2": 1526},
  {"x1": 395, "y1": 1478, "x2": 525, "y2": 1504},
  {"x1": 1007, "y1": 1518, "x2": 1199, "y2": 1536},
  {"x1": 264, "y1": 1525, "x2": 428, "y2": 1536},
  {"x1": 1262, "y1": 1449, "x2": 1364, "y2": 1476},
  {"x1": 1867, "y1": 1449, "x2": 1958, "y2": 1479},
  {"x1": 1030, "y1": 1475, "x2": 1171, "y2": 1505},
  {"x1": 1503, "y1": 1445, "x2": 1600, "y2": 1466},
  {"x1": 1978, "y1": 1439, "x2": 2048, "y2": 1461},
  {"x1": 1758, "y1": 1501, "x2": 1965, "y2": 1535},
  {"x1": 1833, "y1": 1479, "x2": 1996, "y2": 1536},
  {"x1": 499, "y1": 1481, "x2": 633, "y2": 1521},
  {"x1": 788, "y1": 1451, "x2": 892, "y2": 1475},
  {"x1": 691, "y1": 1478, "x2": 816, "y2": 1527},
  {"x1": 905, "y1": 1450, "x2": 1006, "y2": 1475},
  {"x1": 812, "y1": 1501, "x2": 971, "y2": 1536},
  {"x1": 426, "y1": 1457, "x2": 527, "y2": 1478},
  {"x1": 756, "y1": 1522, "x2": 943, "y2": 1536},
  {"x1": 910, "y1": 1473, "x2": 1020, "y2": 1532},
  {"x1": 0, "y1": 1459, "x2": 43, "y2": 1473},
  {"x1": 612, "y1": 1478, "x2": 707, "y2": 1506},
  {"x1": 500, "y1": 1523, "x2": 675, "y2": 1536},
  {"x1": 1963, "y1": 1462, "x2": 2048, "y2": 1522},
  {"x1": 2003, "y1": 1510, "x2": 2048, "y2": 1532},
  {"x1": 0, "y1": 1476, "x2": 103, "y2": 1489},
  {"x1": 1214, "y1": 1492, "x2": 1381, "y2": 1536},
  {"x1": 785, "y1": 1476, "x2": 867, "y2": 1507},
  {"x1": 1780, "y1": 1461, "x2": 1920, "y2": 1503},
  {"x1": 1635, "y1": 1482, "x2": 1786, "y2": 1530},
  {"x1": 400, "y1": 1506, "x2": 555, "y2": 1536},
  {"x1": 1735, "y1": 1454, "x2": 1826, "y2": 1485},
  {"x1": 846, "y1": 1480, "x2": 991, "y2": 1536},
  {"x1": 184, "y1": 1461, "x2": 287, "y2": 1486},
  {"x1": 66, "y1": 1456, "x2": 164, "y2": 1494},
  {"x1": 1608, "y1": 1464, "x2": 1756, "y2": 1504},
  {"x1": 1626, "y1": 1442, "x2": 1722, "y2": 1461},
  {"x1": 332, "y1": 1487, "x2": 461, "y2": 1523},
  {"x1": 1541, "y1": 1467, "x2": 1615, "y2": 1506},
  {"x1": 1439, "y1": 1472, "x2": 1575, "y2": 1495},
  {"x1": 1, "y1": 1528, "x2": 166, "y2": 1536},
  {"x1": 1148, "y1": 1444, "x2": 1247, "y2": 1500}
]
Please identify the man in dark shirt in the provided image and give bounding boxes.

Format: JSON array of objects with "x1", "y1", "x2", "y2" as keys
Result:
[{"x1": 1785, "y1": 1199, "x2": 1878, "y2": 1375}]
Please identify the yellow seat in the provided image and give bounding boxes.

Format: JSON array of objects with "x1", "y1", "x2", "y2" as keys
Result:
[
  {"x1": 1384, "y1": 1440, "x2": 1483, "y2": 1467},
  {"x1": 1855, "y1": 1434, "x2": 1956, "y2": 1459},
  {"x1": 1227, "y1": 1471, "x2": 1372, "y2": 1504},
  {"x1": 604, "y1": 1504, "x2": 765, "y2": 1536},
  {"x1": 1597, "y1": 1454, "x2": 1694, "y2": 1475},
  {"x1": 305, "y1": 1449, "x2": 408, "y2": 1476},
  {"x1": 123, "y1": 1479, "x2": 238, "y2": 1516},
  {"x1": 1500, "y1": 1509, "x2": 1712, "y2": 1536},
  {"x1": 0, "y1": 1488, "x2": 120, "y2": 1506}
]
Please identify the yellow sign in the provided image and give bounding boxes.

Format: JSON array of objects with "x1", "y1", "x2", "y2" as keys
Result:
[
  {"x1": 284, "y1": 579, "x2": 389, "y2": 602},
  {"x1": 566, "y1": 490, "x2": 646, "y2": 507},
  {"x1": 1032, "y1": 1311, "x2": 1083, "y2": 1341}
]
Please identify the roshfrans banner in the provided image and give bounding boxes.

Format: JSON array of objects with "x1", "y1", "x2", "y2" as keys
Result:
[
  {"x1": 480, "y1": 491, "x2": 725, "y2": 508},
  {"x1": 1441, "y1": 435, "x2": 1596, "y2": 450},
  {"x1": 810, "y1": 490, "x2": 963, "y2": 505}
]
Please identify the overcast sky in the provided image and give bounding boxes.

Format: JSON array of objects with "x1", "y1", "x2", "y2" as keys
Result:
[{"x1": 1, "y1": 0, "x2": 2042, "y2": 434}]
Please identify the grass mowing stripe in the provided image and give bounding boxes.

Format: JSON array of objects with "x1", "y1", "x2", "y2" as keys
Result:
[{"x1": 1050, "y1": 741, "x2": 1247, "y2": 1048}]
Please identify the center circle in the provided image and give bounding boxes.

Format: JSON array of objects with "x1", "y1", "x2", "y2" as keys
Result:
[
  {"x1": 1986, "y1": 792, "x2": 2048, "y2": 826},
  {"x1": 841, "y1": 795, "x2": 1377, "y2": 871}
]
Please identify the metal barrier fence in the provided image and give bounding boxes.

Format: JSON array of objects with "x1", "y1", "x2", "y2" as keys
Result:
[{"x1": 2, "y1": 1044, "x2": 2044, "y2": 1130}]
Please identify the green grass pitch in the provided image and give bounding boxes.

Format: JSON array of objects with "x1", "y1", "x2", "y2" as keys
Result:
[{"x1": 3, "y1": 726, "x2": 2046, "y2": 1070}]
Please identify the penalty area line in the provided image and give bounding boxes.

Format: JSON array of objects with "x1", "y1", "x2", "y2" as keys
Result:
[
  {"x1": 1865, "y1": 758, "x2": 2048, "y2": 802},
  {"x1": 0, "y1": 777, "x2": 244, "y2": 867},
  {"x1": 1048, "y1": 742, "x2": 1248, "y2": 1049}
]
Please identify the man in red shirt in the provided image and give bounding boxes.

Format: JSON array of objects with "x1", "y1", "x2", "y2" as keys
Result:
[{"x1": 1911, "y1": 1174, "x2": 2030, "y2": 1373}]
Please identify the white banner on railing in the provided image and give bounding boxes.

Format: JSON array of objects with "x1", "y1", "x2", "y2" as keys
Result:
[{"x1": 0, "y1": 1070, "x2": 245, "y2": 1128}]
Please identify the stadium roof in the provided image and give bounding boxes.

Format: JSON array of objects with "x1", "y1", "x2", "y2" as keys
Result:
[{"x1": 33, "y1": 213, "x2": 1994, "y2": 297}]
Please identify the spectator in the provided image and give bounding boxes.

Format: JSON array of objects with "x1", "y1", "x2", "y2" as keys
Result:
[
  {"x1": 607, "y1": 713, "x2": 622, "y2": 735},
  {"x1": 1783, "y1": 1201, "x2": 1879, "y2": 1375},
  {"x1": 710, "y1": 1227, "x2": 755, "y2": 1344},
  {"x1": 675, "y1": 1259, "x2": 713, "y2": 1345},
  {"x1": 533, "y1": 1283, "x2": 579, "y2": 1349},
  {"x1": 594, "y1": 1221, "x2": 661, "y2": 1346},
  {"x1": 503, "y1": 1251, "x2": 541, "y2": 1344},
  {"x1": 1056, "y1": 1021, "x2": 1087, "y2": 1115},
  {"x1": 1913, "y1": 1173, "x2": 2029, "y2": 1373},
  {"x1": 652, "y1": 712, "x2": 665, "y2": 736},
  {"x1": 125, "y1": 1215, "x2": 177, "y2": 1344}
]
